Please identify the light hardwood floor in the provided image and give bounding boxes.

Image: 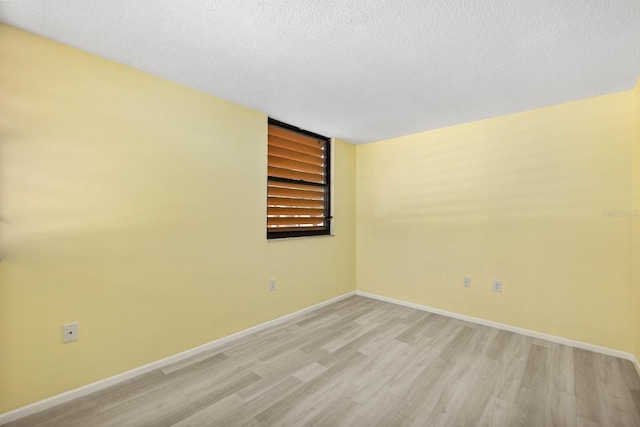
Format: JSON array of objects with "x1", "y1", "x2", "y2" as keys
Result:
[{"x1": 6, "y1": 296, "x2": 640, "y2": 426}]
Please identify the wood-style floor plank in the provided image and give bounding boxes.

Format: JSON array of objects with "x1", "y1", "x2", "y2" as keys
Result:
[
  {"x1": 478, "y1": 396, "x2": 517, "y2": 427},
  {"x1": 4, "y1": 295, "x2": 640, "y2": 427}
]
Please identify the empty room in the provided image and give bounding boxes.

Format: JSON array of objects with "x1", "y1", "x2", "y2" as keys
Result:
[{"x1": 1, "y1": 1, "x2": 640, "y2": 426}]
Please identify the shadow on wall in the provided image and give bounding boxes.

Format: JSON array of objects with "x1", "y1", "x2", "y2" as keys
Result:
[{"x1": 365, "y1": 104, "x2": 632, "y2": 224}]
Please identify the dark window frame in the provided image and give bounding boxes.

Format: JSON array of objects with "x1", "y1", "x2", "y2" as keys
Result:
[{"x1": 267, "y1": 118, "x2": 331, "y2": 239}]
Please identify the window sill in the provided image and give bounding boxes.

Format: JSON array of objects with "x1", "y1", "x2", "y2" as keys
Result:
[{"x1": 267, "y1": 233, "x2": 334, "y2": 241}]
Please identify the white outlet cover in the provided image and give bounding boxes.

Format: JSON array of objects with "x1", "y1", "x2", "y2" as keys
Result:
[
  {"x1": 463, "y1": 277, "x2": 471, "y2": 287},
  {"x1": 269, "y1": 279, "x2": 276, "y2": 291},
  {"x1": 63, "y1": 322, "x2": 79, "y2": 342},
  {"x1": 493, "y1": 281, "x2": 503, "y2": 292}
]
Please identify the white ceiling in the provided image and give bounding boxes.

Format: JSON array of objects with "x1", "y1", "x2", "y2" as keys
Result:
[{"x1": 2, "y1": 1, "x2": 640, "y2": 144}]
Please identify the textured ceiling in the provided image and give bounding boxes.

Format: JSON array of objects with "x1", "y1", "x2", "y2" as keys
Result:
[{"x1": 2, "y1": 1, "x2": 640, "y2": 144}]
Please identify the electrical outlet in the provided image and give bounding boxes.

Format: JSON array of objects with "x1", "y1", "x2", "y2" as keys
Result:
[
  {"x1": 492, "y1": 280, "x2": 502, "y2": 292},
  {"x1": 463, "y1": 277, "x2": 471, "y2": 288},
  {"x1": 269, "y1": 279, "x2": 276, "y2": 291},
  {"x1": 63, "y1": 322, "x2": 79, "y2": 343}
]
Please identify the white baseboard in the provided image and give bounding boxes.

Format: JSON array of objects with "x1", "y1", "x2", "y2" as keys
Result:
[
  {"x1": 356, "y1": 291, "x2": 639, "y2": 363},
  {"x1": 0, "y1": 291, "x2": 356, "y2": 425}
]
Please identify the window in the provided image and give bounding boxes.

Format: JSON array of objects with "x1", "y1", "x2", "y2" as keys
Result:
[{"x1": 267, "y1": 118, "x2": 331, "y2": 239}]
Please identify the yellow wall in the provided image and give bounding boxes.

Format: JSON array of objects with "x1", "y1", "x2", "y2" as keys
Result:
[
  {"x1": 357, "y1": 91, "x2": 635, "y2": 352},
  {"x1": 634, "y1": 77, "x2": 640, "y2": 362},
  {"x1": 0, "y1": 24, "x2": 356, "y2": 413}
]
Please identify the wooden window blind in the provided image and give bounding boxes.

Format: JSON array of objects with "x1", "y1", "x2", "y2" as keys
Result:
[{"x1": 267, "y1": 119, "x2": 331, "y2": 239}]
